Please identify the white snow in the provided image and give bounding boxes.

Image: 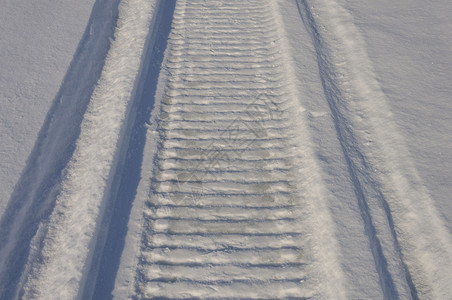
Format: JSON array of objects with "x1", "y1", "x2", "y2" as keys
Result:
[{"x1": 1, "y1": 0, "x2": 451, "y2": 298}]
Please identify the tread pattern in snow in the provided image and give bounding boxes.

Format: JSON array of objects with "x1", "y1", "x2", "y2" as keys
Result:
[{"x1": 135, "y1": 1, "x2": 314, "y2": 298}]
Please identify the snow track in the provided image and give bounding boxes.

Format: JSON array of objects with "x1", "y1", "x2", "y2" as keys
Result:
[{"x1": 128, "y1": 0, "x2": 342, "y2": 298}]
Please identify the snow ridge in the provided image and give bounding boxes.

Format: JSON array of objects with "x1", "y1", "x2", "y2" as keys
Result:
[
  {"x1": 270, "y1": 1, "x2": 347, "y2": 298},
  {"x1": 18, "y1": 0, "x2": 160, "y2": 298},
  {"x1": 297, "y1": 0, "x2": 452, "y2": 298}
]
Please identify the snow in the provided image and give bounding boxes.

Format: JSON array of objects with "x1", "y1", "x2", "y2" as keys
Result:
[
  {"x1": 341, "y1": 0, "x2": 452, "y2": 233},
  {"x1": 16, "y1": 0, "x2": 160, "y2": 298},
  {"x1": 0, "y1": 0, "x2": 451, "y2": 298}
]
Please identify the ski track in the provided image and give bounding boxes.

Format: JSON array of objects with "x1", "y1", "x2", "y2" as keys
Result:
[{"x1": 2, "y1": 0, "x2": 452, "y2": 299}]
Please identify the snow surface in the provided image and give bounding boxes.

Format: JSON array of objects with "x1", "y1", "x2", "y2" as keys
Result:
[
  {"x1": 0, "y1": 0, "x2": 95, "y2": 220},
  {"x1": 1, "y1": 0, "x2": 451, "y2": 299},
  {"x1": 341, "y1": 0, "x2": 452, "y2": 233},
  {"x1": 298, "y1": 0, "x2": 452, "y2": 297}
]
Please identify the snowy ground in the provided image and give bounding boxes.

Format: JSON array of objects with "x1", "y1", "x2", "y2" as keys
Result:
[
  {"x1": 1, "y1": 0, "x2": 451, "y2": 299},
  {"x1": 341, "y1": 0, "x2": 452, "y2": 232}
]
